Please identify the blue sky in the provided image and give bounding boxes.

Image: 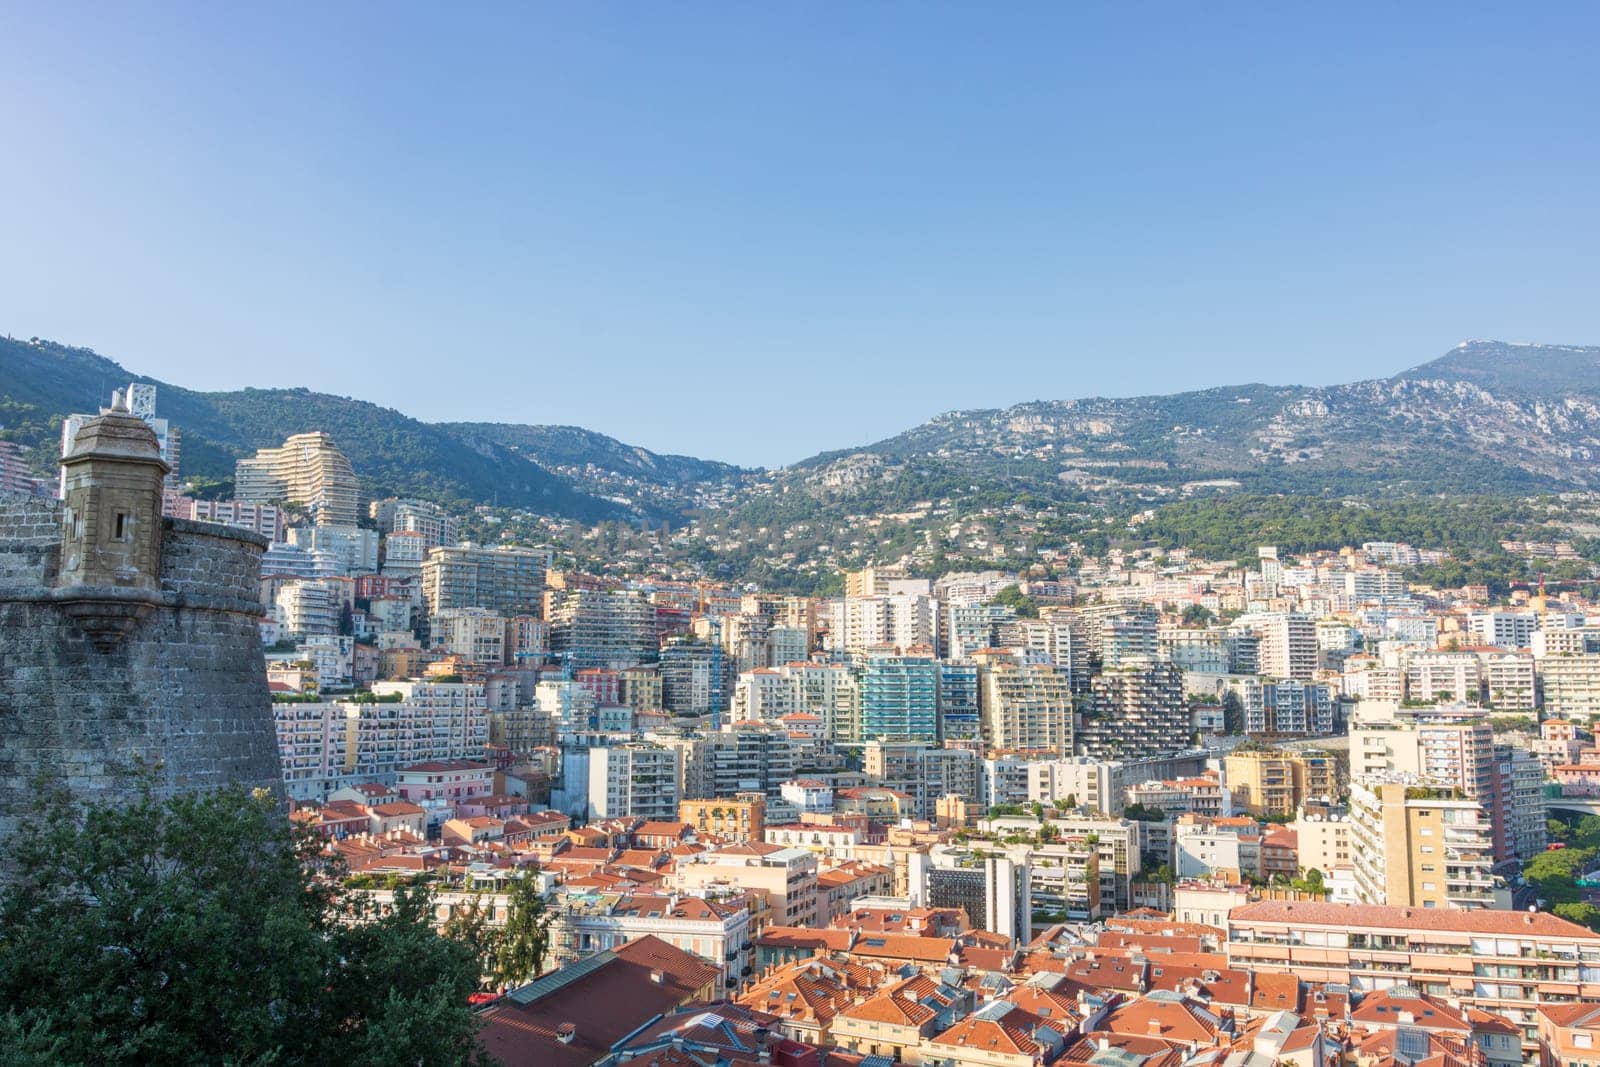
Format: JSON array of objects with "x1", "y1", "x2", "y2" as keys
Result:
[{"x1": 2, "y1": 4, "x2": 1597, "y2": 467}]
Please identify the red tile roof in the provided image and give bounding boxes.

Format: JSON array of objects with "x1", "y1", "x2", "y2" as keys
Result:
[
  {"x1": 1231, "y1": 900, "x2": 1600, "y2": 938},
  {"x1": 368, "y1": 802, "x2": 425, "y2": 817},
  {"x1": 931, "y1": 1006, "x2": 1053, "y2": 1057},
  {"x1": 479, "y1": 935, "x2": 720, "y2": 1067}
]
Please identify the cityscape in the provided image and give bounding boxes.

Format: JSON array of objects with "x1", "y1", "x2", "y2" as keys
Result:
[
  {"x1": 4, "y1": 5, "x2": 1600, "y2": 1066},
  {"x1": 8, "y1": 368, "x2": 1600, "y2": 1064}
]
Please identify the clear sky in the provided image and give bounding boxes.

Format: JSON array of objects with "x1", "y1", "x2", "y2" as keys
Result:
[{"x1": 2, "y1": 4, "x2": 1597, "y2": 467}]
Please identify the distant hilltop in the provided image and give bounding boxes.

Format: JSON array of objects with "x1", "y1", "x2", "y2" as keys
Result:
[{"x1": 4, "y1": 336, "x2": 1600, "y2": 521}]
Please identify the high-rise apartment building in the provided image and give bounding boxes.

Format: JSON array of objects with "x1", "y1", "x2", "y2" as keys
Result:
[
  {"x1": 767, "y1": 625, "x2": 808, "y2": 667},
  {"x1": 658, "y1": 638, "x2": 726, "y2": 717},
  {"x1": 859, "y1": 653, "x2": 940, "y2": 741},
  {"x1": 429, "y1": 607, "x2": 507, "y2": 665},
  {"x1": 946, "y1": 603, "x2": 1016, "y2": 660},
  {"x1": 696, "y1": 722, "x2": 801, "y2": 799},
  {"x1": 827, "y1": 594, "x2": 939, "y2": 654},
  {"x1": 1483, "y1": 651, "x2": 1538, "y2": 711},
  {"x1": 183, "y1": 499, "x2": 285, "y2": 541},
  {"x1": 1159, "y1": 625, "x2": 1232, "y2": 674},
  {"x1": 1348, "y1": 777, "x2": 1494, "y2": 910},
  {"x1": 843, "y1": 564, "x2": 923, "y2": 598},
  {"x1": 1468, "y1": 611, "x2": 1539, "y2": 650},
  {"x1": 1405, "y1": 651, "x2": 1482, "y2": 706},
  {"x1": 1099, "y1": 611, "x2": 1160, "y2": 669},
  {"x1": 1034, "y1": 609, "x2": 1092, "y2": 689},
  {"x1": 423, "y1": 543, "x2": 550, "y2": 618},
  {"x1": 547, "y1": 588, "x2": 657, "y2": 671},
  {"x1": 0, "y1": 440, "x2": 39, "y2": 495},
  {"x1": 287, "y1": 524, "x2": 379, "y2": 576},
  {"x1": 937, "y1": 661, "x2": 981, "y2": 741},
  {"x1": 1016, "y1": 614, "x2": 1081, "y2": 676},
  {"x1": 1497, "y1": 742, "x2": 1549, "y2": 860},
  {"x1": 588, "y1": 744, "x2": 681, "y2": 821},
  {"x1": 1224, "y1": 677, "x2": 1336, "y2": 736},
  {"x1": 862, "y1": 740, "x2": 981, "y2": 819},
  {"x1": 730, "y1": 661, "x2": 858, "y2": 741},
  {"x1": 1348, "y1": 705, "x2": 1526, "y2": 863},
  {"x1": 1257, "y1": 545, "x2": 1282, "y2": 595},
  {"x1": 275, "y1": 578, "x2": 343, "y2": 639},
  {"x1": 234, "y1": 431, "x2": 359, "y2": 527},
  {"x1": 380, "y1": 530, "x2": 428, "y2": 579},
  {"x1": 979, "y1": 661, "x2": 1074, "y2": 752},
  {"x1": 1069, "y1": 604, "x2": 1157, "y2": 670},
  {"x1": 272, "y1": 679, "x2": 491, "y2": 800},
  {"x1": 1223, "y1": 749, "x2": 1340, "y2": 817},
  {"x1": 1230, "y1": 612, "x2": 1317, "y2": 679},
  {"x1": 1542, "y1": 653, "x2": 1600, "y2": 722},
  {"x1": 369, "y1": 498, "x2": 459, "y2": 550},
  {"x1": 1076, "y1": 658, "x2": 1188, "y2": 759},
  {"x1": 1343, "y1": 568, "x2": 1408, "y2": 601}
]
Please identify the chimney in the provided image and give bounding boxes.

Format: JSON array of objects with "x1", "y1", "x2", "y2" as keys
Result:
[
  {"x1": 1148, "y1": 1017, "x2": 1164, "y2": 1036},
  {"x1": 556, "y1": 1022, "x2": 577, "y2": 1044},
  {"x1": 651, "y1": 969, "x2": 665, "y2": 984}
]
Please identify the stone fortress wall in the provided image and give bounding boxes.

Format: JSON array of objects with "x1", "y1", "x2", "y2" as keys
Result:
[{"x1": 0, "y1": 493, "x2": 283, "y2": 841}]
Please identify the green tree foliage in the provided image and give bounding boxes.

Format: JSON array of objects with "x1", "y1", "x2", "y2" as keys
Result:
[
  {"x1": 989, "y1": 584, "x2": 1039, "y2": 618},
  {"x1": 493, "y1": 872, "x2": 555, "y2": 988},
  {"x1": 1137, "y1": 863, "x2": 1176, "y2": 885},
  {"x1": 1488, "y1": 715, "x2": 1536, "y2": 733},
  {"x1": 0, "y1": 784, "x2": 485, "y2": 1065},
  {"x1": 1524, "y1": 846, "x2": 1597, "y2": 907},
  {"x1": 441, "y1": 891, "x2": 502, "y2": 988},
  {"x1": 1555, "y1": 902, "x2": 1600, "y2": 932},
  {"x1": 1139, "y1": 495, "x2": 1553, "y2": 594},
  {"x1": 1289, "y1": 868, "x2": 1327, "y2": 895},
  {"x1": 1221, "y1": 691, "x2": 1246, "y2": 736},
  {"x1": 1123, "y1": 803, "x2": 1168, "y2": 823}
]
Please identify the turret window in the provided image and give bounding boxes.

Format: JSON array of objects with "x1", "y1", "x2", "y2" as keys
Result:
[{"x1": 114, "y1": 513, "x2": 131, "y2": 542}]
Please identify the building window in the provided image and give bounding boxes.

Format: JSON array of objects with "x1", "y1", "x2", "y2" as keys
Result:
[{"x1": 114, "y1": 513, "x2": 131, "y2": 542}]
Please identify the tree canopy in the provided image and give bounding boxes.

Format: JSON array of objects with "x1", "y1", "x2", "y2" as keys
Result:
[{"x1": 0, "y1": 784, "x2": 486, "y2": 1065}]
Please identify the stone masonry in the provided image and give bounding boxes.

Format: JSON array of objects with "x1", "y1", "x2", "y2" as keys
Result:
[{"x1": 0, "y1": 425, "x2": 282, "y2": 845}]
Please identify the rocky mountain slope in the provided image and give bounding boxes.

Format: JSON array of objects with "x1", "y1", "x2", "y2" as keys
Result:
[
  {"x1": 781, "y1": 341, "x2": 1600, "y2": 501},
  {"x1": 4, "y1": 337, "x2": 1597, "y2": 525}
]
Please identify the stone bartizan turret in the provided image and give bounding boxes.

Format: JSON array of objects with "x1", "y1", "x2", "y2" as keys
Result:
[
  {"x1": 55, "y1": 389, "x2": 170, "y2": 647},
  {"x1": 0, "y1": 391, "x2": 283, "y2": 850}
]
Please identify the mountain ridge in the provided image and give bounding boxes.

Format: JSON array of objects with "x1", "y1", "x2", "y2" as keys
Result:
[
  {"x1": 0, "y1": 335, "x2": 620, "y2": 520},
  {"x1": 4, "y1": 336, "x2": 1599, "y2": 520},
  {"x1": 780, "y1": 340, "x2": 1600, "y2": 496}
]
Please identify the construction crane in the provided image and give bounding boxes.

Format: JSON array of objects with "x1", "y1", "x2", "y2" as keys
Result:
[{"x1": 698, "y1": 583, "x2": 724, "y2": 731}]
